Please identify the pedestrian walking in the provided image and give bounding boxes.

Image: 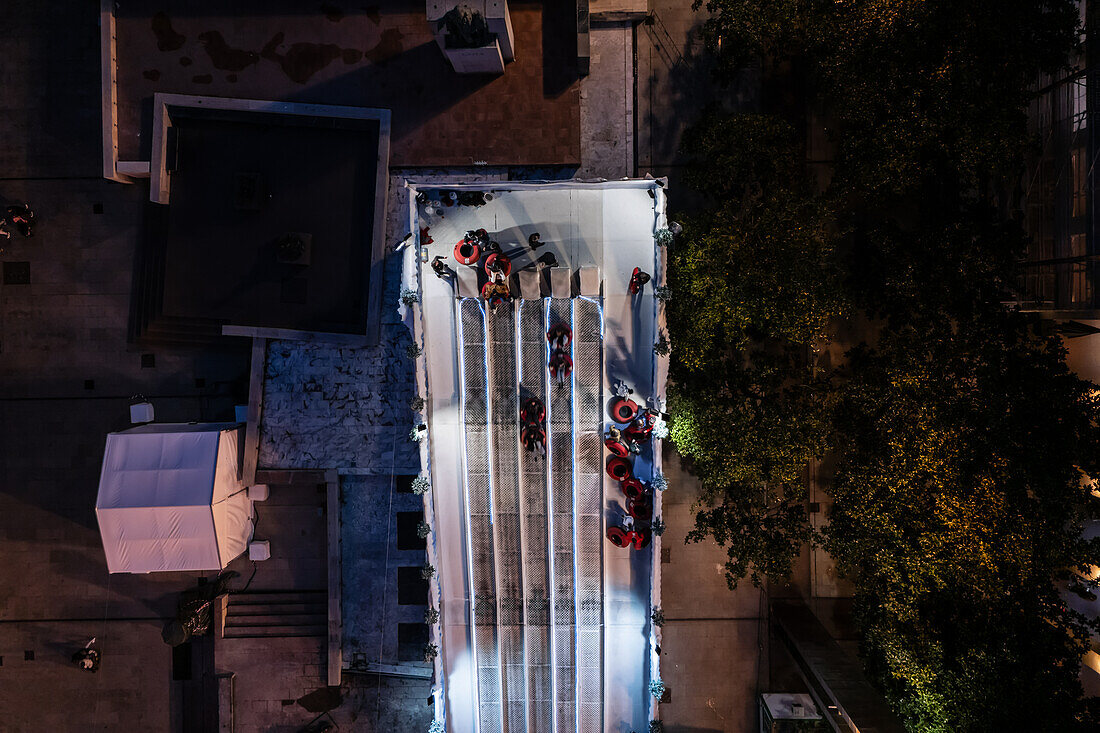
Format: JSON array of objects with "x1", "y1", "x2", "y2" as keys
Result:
[
  {"x1": 431, "y1": 255, "x2": 454, "y2": 280},
  {"x1": 6, "y1": 204, "x2": 36, "y2": 237},
  {"x1": 72, "y1": 637, "x2": 100, "y2": 672}
]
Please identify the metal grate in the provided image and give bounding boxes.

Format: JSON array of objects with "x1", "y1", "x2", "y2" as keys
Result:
[
  {"x1": 572, "y1": 297, "x2": 604, "y2": 730},
  {"x1": 459, "y1": 298, "x2": 502, "y2": 732}
]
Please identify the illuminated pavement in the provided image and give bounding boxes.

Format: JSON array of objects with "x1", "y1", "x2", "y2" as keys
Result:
[{"x1": 409, "y1": 181, "x2": 668, "y2": 733}]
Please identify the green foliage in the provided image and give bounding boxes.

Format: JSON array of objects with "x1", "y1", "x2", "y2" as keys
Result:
[
  {"x1": 428, "y1": 721, "x2": 445, "y2": 733},
  {"x1": 825, "y1": 311, "x2": 1100, "y2": 731},
  {"x1": 678, "y1": 0, "x2": 1100, "y2": 728},
  {"x1": 421, "y1": 564, "x2": 435, "y2": 581},
  {"x1": 651, "y1": 607, "x2": 665, "y2": 627},
  {"x1": 680, "y1": 111, "x2": 802, "y2": 207},
  {"x1": 694, "y1": 1, "x2": 1080, "y2": 195},
  {"x1": 649, "y1": 721, "x2": 664, "y2": 733},
  {"x1": 651, "y1": 516, "x2": 666, "y2": 536},
  {"x1": 669, "y1": 110, "x2": 843, "y2": 589},
  {"x1": 417, "y1": 521, "x2": 431, "y2": 539},
  {"x1": 423, "y1": 642, "x2": 438, "y2": 663},
  {"x1": 400, "y1": 287, "x2": 420, "y2": 306},
  {"x1": 409, "y1": 395, "x2": 425, "y2": 412},
  {"x1": 406, "y1": 343, "x2": 423, "y2": 359},
  {"x1": 411, "y1": 475, "x2": 431, "y2": 494},
  {"x1": 649, "y1": 678, "x2": 665, "y2": 700},
  {"x1": 654, "y1": 331, "x2": 670, "y2": 357},
  {"x1": 425, "y1": 606, "x2": 440, "y2": 625}
]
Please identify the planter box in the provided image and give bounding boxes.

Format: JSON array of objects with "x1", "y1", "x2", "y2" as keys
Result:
[
  {"x1": 428, "y1": 0, "x2": 514, "y2": 74},
  {"x1": 443, "y1": 40, "x2": 505, "y2": 74}
]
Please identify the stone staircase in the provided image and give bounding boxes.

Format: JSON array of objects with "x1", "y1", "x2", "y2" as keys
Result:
[{"x1": 223, "y1": 590, "x2": 327, "y2": 639}]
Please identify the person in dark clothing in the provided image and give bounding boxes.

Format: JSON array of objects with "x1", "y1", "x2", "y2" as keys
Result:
[
  {"x1": 6, "y1": 204, "x2": 35, "y2": 237},
  {"x1": 431, "y1": 255, "x2": 454, "y2": 280},
  {"x1": 72, "y1": 637, "x2": 100, "y2": 672}
]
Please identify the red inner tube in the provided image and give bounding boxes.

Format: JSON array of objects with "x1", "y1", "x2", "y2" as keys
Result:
[
  {"x1": 607, "y1": 526, "x2": 629, "y2": 547},
  {"x1": 605, "y1": 438, "x2": 629, "y2": 458},
  {"x1": 454, "y1": 240, "x2": 481, "y2": 265},
  {"x1": 548, "y1": 352, "x2": 573, "y2": 377},
  {"x1": 606, "y1": 456, "x2": 633, "y2": 481},
  {"x1": 610, "y1": 397, "x2": 639, "y2": 423},
  {"x1": 631, "y1": 529, "x2": 651, "y2": 550},
  {"x1": 483, "y1": 252, "x2": 512, "y2": 277},
  {"x1": 546, "y1": 324, "x2": 573, "y2": 349},
  {"x1": 521, "y1": 426, "x2": 546, "y2": 449},
  {"x1": 521, "y1": 399, "x2": 545, "y2": 425},
  {"x1": 620, "y1": 478, "x2": 645, "y2": 500},
  {"x1": 627, "y1": 495, "x2": 653, "y2": 518}
]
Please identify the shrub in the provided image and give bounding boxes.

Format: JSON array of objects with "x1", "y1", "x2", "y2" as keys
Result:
[
  {"x1": 400, "y1": 287, "x2": 420, "y2": 306},
  {"x1": 411, "y1": 475, "x2": 431, "y2": 494},
  {"x1": 417, "y1": 521, "x2": 431, "y2": 539},
  {"x1": 421, "y1": 564, "x2": 435, "y2": 581},
  {"x1": 649, "y1": 678, "x2": 666, "y2": 700},
  {"x1": 654, "y1": 331, "x2": 670, "y2": 356}
]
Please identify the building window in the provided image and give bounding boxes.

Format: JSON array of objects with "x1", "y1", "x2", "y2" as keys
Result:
[
  {"x1": 1071, "y1": 260, "x2": 1093, "y2": 305},
  {"x1": 1073, "y1": 76, "x2": 1088, "y2": 132}
]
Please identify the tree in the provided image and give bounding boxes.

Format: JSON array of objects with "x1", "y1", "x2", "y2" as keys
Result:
[
  {"x1": 669, "y1": 112, "x2": 843, "y2": 587},
  {"x1": 826, "y1": 310, "x2": 1100, "y2": 731},
  {"x1": 671, "y1": 0, "x2": 1100, "y2": 729}
]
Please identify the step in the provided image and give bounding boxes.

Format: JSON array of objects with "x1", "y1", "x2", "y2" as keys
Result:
[
  {"x1": 227, "y1": 603, "x2": 325, "y2": 617},
  {"x1": 224, "y1": 613, "x2": 325, "y2": 628},
  {"x1": 228, "y1": 590, "x2": 325, "y2": 605},
  {"x1": 222, "y1": 625, "x2": 326, "y2": 639}
]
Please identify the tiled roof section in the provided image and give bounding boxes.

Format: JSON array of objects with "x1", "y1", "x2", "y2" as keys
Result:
[{"x1": 114, "y1": 3, "x2": 580, "y2": 165}]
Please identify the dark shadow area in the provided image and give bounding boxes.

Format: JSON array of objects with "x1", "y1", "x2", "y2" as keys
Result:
[
  {"x1": 540, "y1": 0, "x2": 579, "y2": 96},
  {"x1": 11, "y1": 0, "x2": 103, "y2": 178},
  {"x1": 134, "y1": 107, "x2": 380, "y2": 338},
  {"x1": 637, "y1": 9, "x2": 759, "y2": 214},
  {"x1": 396, "y1": 510, "x2": 426, "y2": 551},
  {"x1": 397, "y1": 622, "x2": 428, "y2": 662},
  {"x1": 396, "y1": 566, "x2": 428, "y2": 606}
]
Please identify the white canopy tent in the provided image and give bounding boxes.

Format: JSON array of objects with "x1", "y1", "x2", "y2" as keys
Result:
[{"x1": 96, "y1": 423, "x2": 253, "y2": 573}]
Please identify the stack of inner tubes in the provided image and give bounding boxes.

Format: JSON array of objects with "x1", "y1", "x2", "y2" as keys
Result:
[{"x1": 604, "y1": 394, "x2": 656, "y2": 550}]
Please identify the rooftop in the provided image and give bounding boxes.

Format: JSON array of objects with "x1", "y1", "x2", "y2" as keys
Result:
[
  {"x1": 112, "y1": 1, "x2": 581, "y2": 166},
  {"x1": 409, "y1": 179, "x2": 669, "y2": 732}
]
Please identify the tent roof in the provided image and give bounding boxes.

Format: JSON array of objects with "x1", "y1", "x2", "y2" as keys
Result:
[{"x1": 96, "y1": 424, "x2": 249, "y2": 573}]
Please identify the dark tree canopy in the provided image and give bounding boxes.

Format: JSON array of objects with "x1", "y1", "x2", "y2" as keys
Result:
[{"x1": 670, "y1": 0, "x2": 1100, "y2": 729}]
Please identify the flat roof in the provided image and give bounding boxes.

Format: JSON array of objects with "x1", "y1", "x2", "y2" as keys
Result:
[
  {"x1": 112, "y1": 3, "x2": 580, "y2": 166},
  {"x1": 138, "y1": 95, "x2": 389, "y2": 342}
]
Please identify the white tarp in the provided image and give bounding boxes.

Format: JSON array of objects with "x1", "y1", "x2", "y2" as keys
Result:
[{"x1": 96, "y1": 423, "x2": 253, "y2": 573}]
